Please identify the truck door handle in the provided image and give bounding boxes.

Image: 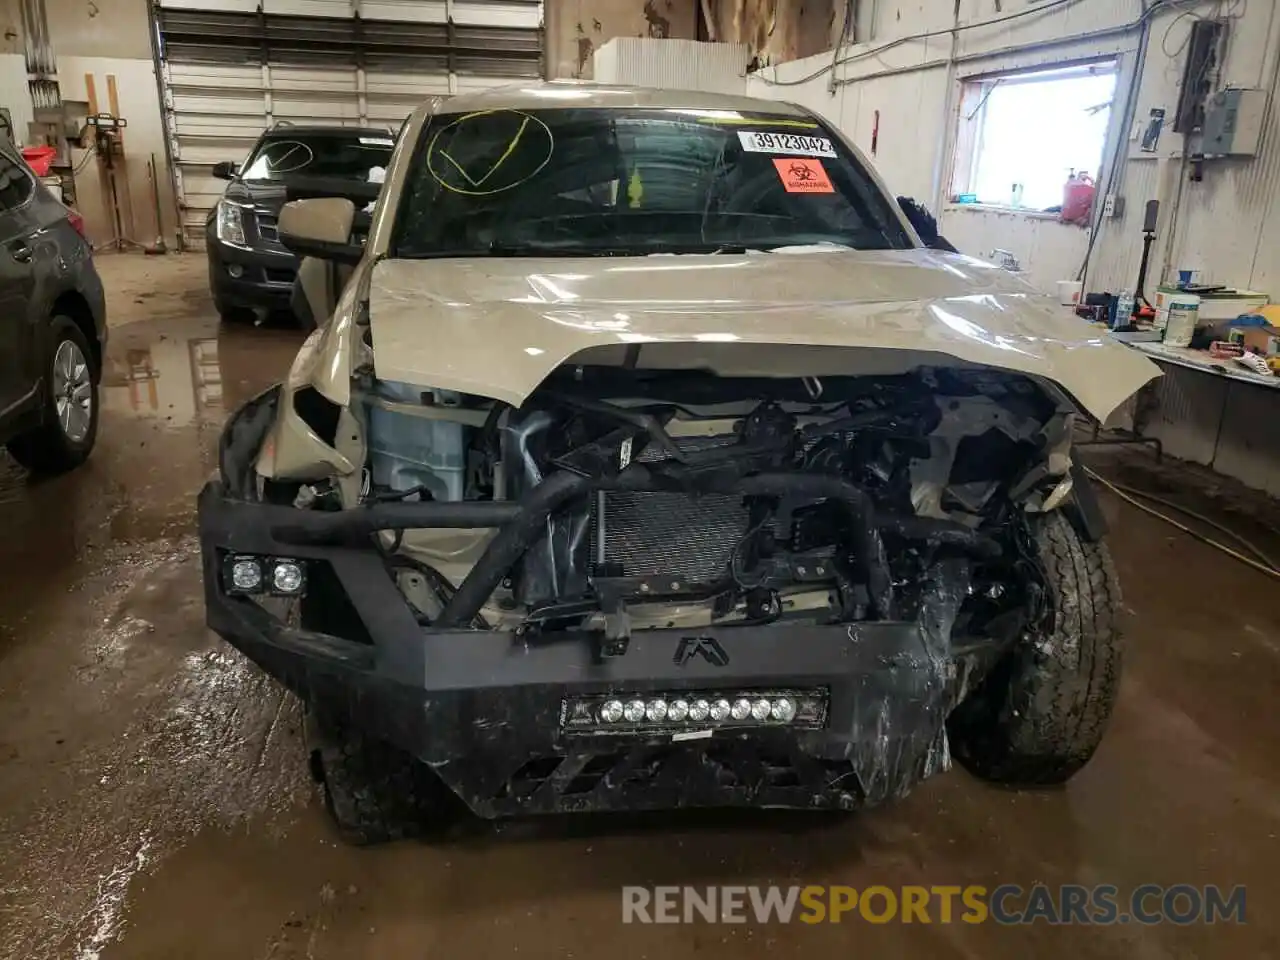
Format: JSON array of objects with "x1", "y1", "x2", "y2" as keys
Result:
[{"x1": 10, "y1": 242, "x2": 32, "y2": 263}]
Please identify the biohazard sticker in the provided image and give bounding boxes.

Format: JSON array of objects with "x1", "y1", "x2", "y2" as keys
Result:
[
  {"x1": 738, "y1": 131, "x2": 835, "y2": 156},
  {"x1": 773, "y1": 158, "x2": 834, "y2": 193}
]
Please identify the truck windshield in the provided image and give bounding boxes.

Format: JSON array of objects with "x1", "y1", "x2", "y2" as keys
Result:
[
  {"x1": 393, "y1": 107, "x2": 913, "y2": 257},
  {"x1": 240, "y1": 134, "x2": 394, "y2": 183}
]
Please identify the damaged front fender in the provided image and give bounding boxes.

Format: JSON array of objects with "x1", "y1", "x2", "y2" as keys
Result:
[{"x1": 255, "y1": 264, "x2": 373, "y2": 488}]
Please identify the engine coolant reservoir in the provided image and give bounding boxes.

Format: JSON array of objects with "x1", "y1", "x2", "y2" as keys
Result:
[{"x1": 366, "y1": 380, "x2": 468, "y2": 501}]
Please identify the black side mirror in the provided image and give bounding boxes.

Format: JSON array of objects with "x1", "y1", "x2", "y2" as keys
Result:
[
  {"x1": 212, "y1": 161, "x2": 238, "y2": 181},
  {"x1": 280, "y1": 234, "x2": 364, "y2": 267}
]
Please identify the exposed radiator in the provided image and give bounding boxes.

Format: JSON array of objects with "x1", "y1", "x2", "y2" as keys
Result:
[{"x1": 590, "y1": 434, "x2": 748, "y2": 583}]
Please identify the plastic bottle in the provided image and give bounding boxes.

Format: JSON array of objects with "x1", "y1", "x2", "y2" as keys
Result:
[
  {"x1": 1063, "y1": 172, "x2": 1096, "y2": 225},
  {"x1": 1113, "y1": 290, "x2": 1136, "y2": 330}
]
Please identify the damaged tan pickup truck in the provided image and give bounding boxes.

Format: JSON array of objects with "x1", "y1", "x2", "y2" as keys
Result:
[{"x1": 198, "y1": 82, "x2": 1161, "y2": 844}]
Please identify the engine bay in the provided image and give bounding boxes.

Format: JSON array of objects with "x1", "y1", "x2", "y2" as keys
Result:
[{"x1": 339, "y1": 364, "x2": 1075, "y2": 646}]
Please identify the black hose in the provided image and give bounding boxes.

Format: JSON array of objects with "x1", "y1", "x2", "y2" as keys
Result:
[
  {"x1": 270, "y1": 500, "x2": 522, "y2": 545},
  {"x1": 878, "y1": 514, "x2": 1003, "y2": 559},
  {"x1": 433, "y1": 471, "x2": 594, "y2": 628}
]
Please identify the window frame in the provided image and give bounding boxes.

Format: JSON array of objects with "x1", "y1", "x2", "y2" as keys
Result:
[
  {"x1": 0, "y1": 142, "x2": 36, "y2": 214},
  {"x1": 947, "y1": 58, "x2": 1119, "y2": 218},
  {"x1": 388, "y1": 106, "x2": 917, "y2": 259},
  {"x1": 237, "y1": 133, "x2": 395, "y2": 185}
]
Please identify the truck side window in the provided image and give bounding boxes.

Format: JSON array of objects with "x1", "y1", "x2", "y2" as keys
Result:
[{"x1": 0, "y1": 150, "x2": 34, "y2": 211}]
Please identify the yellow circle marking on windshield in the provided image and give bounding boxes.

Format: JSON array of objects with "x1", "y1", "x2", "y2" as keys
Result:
[
  {"x1": 426, "y1": 109, "x2": 555, "y2": 196},
  {"x1": 627, "y1": 166, "x2": 644, "y2": 208}
]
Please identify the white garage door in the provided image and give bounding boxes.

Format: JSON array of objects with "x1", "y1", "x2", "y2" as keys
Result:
[{"x1": 155, "y1": 0, "x2": 543, "y2": 247}]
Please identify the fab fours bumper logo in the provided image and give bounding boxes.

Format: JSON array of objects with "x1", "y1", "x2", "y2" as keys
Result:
[{"x1": 622, "y1": 885, "x2": 1247, "y2": 926}]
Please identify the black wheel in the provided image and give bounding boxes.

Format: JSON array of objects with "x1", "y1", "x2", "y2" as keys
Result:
[
  {"x1": 306, "y1": 709, "x2": 456, "y2": 845},
  {"x1": 948, "y1": 511, "x2": 1123, "y2": 785},
  {"x1": 7, "y1": 316, "x2": 99, "y2": 474},
  {"x1": 215, "y1": 298, "x2": 247, "y2": 323}
]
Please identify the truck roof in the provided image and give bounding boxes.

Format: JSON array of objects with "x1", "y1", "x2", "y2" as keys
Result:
[{"x1": 430, "y1": 80, "x2": 811, "y2": 118}]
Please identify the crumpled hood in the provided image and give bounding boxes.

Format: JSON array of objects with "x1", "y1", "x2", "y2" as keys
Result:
[{"x1": 368, "y1": 248, "x2": 1160, "y2": 421}]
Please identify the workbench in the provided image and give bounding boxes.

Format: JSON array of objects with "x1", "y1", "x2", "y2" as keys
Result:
[
  {"x1": 1118, "y1": 339, "x2": 1280, "y2": 496},
  {"x1": 1130, "y1": 341, "x2": 1280, "y2": 391}
]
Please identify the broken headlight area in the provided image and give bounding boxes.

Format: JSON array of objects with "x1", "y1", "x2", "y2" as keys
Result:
[
  {"x1": 562, "y1": 689, "x2": 829, "y2": 733},
  {"x1": 242, "y1": 364, "x2": 1071, "y2": 662}
]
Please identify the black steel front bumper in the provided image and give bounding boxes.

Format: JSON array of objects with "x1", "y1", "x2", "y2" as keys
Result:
[{"x1": 199, "y1": 482, "x2": 964, "y2": 818}]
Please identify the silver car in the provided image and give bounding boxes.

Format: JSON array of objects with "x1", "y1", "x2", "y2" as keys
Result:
[{"x1": 0, "y1": 138, "x2": 106, "y2": 473}]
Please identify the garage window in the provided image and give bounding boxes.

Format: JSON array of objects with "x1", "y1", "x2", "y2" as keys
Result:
[{"x1": 951, "y1": 62, "x2": 1117, "y2": 213}]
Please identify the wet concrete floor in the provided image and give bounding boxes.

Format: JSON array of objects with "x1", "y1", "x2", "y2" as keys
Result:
[{"x1": 0, "y1": 252, "x2": 1277, "y2": 959}]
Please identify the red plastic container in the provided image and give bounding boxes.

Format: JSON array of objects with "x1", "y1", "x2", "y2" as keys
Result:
[
  {"x1": 21, "y1": 146, "x2": 57, "y2": 177},
  {"x1": 1062, "y1": 172, "x2": 1095, "y2": 226}
]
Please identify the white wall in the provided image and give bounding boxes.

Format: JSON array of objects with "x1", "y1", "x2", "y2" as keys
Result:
[
  {"x1": 1089, "y1": 1, "x2": 1280, "y2": 297},
  {"x1": 547, "y1": 0, "x2": 699, "y2": 79},
  {"x1": 0, "y1": 0, "x2": 179, "y2": 248},
  {"x1": 594, "y1": 38, "x2": 750, "y2": 94},
  {"x1": 733, "y1": 0, "x2": 1156, "y2": 294},
  {"x1": 56, "y1": 56, "x2": 177, "y2": 249},
  {"x1": 703, "y1": 0, "x2": 1280, "y2": 301},
  {"x1": 0, "y1": 52, "x2": 31, "y2": 145}
]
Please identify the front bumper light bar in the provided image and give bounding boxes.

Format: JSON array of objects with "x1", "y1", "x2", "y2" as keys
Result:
[{"x1": 561, "y1": 688, "x2": 829, "y2": 733}]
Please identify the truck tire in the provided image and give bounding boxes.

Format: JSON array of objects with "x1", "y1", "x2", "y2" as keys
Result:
[
  {"x1": 307, "y1": 711, "x2": 454, "y2": 845},
  {"x1": 948, "y1": 511, "x2": 1123, "y2": 785}
]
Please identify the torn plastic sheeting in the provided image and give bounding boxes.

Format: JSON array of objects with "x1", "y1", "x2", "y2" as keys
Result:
[
  {"x1": 843, "y1": 558, "x2": 970, "y2": 803},
  {"x1": 910, "y1": 394, "x2": 1048, "y2": 523}
]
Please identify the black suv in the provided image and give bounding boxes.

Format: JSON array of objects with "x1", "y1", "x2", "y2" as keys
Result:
[
  {"x1": 0, "y1": 138, "x2": 106, "y2": 474},
  {"x1": 205, "y1": 124, "x2": 394, "y2": 322}
]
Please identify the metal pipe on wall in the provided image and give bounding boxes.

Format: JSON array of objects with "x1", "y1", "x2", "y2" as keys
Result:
[
  {"x1": 1078, "y1": 12, "x2": 1153, "y2": 290},
  {"x1": 1244, "y1": 0, "x2": 1280, "y2": 285},
  {"x1": 930, "y1": 0, "x2": 963, "y2": 213},
  {"x1": 834, "y1": 21, "x2": 1137, "y2": 88},
  {"x1": 146, "y1": 1, "x2": 185, "y2": 252},
  {"x1": 19, "y1": 0, "x2": 59, "y2": 112}
]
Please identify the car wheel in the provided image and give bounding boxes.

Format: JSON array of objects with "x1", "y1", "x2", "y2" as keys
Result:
[
  {"x1": 948, "y1": 511, "x2": 1122, "y2": 785},
  {"x1": 306, "y1": 708, "x2": 457, "y2": 845},
  {"x1": 215, "y1": 298, "x2": 247, "y2": 324},
  {"x1": 6, "y1": 316, "x2": 99, "y2": 475}
]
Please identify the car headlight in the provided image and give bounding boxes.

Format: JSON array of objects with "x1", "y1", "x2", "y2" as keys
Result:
[{"x1": 215, "y1": 199, "x2": 248, "y2": 247}]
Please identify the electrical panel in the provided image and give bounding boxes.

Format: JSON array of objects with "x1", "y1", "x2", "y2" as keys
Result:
[
  {"x1": 1174, "y1": 19, "x2": 1226, "y2": 133},
  {"x1": 1203, "y1": 88, "x2": 1267, "y2": 158}
]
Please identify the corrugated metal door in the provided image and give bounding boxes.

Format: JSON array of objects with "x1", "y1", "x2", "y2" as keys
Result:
[{"x1": 155, "y1": 0, "x2": 543, "y2": 247}]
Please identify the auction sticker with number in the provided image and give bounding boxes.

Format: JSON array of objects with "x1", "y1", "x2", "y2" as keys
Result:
[
  {"x1": 738, "y1": 131, "x2": 836, "y2": 157},
  {"x1": 772, "y1": 158, "x2": 834, "y2": 193}
]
